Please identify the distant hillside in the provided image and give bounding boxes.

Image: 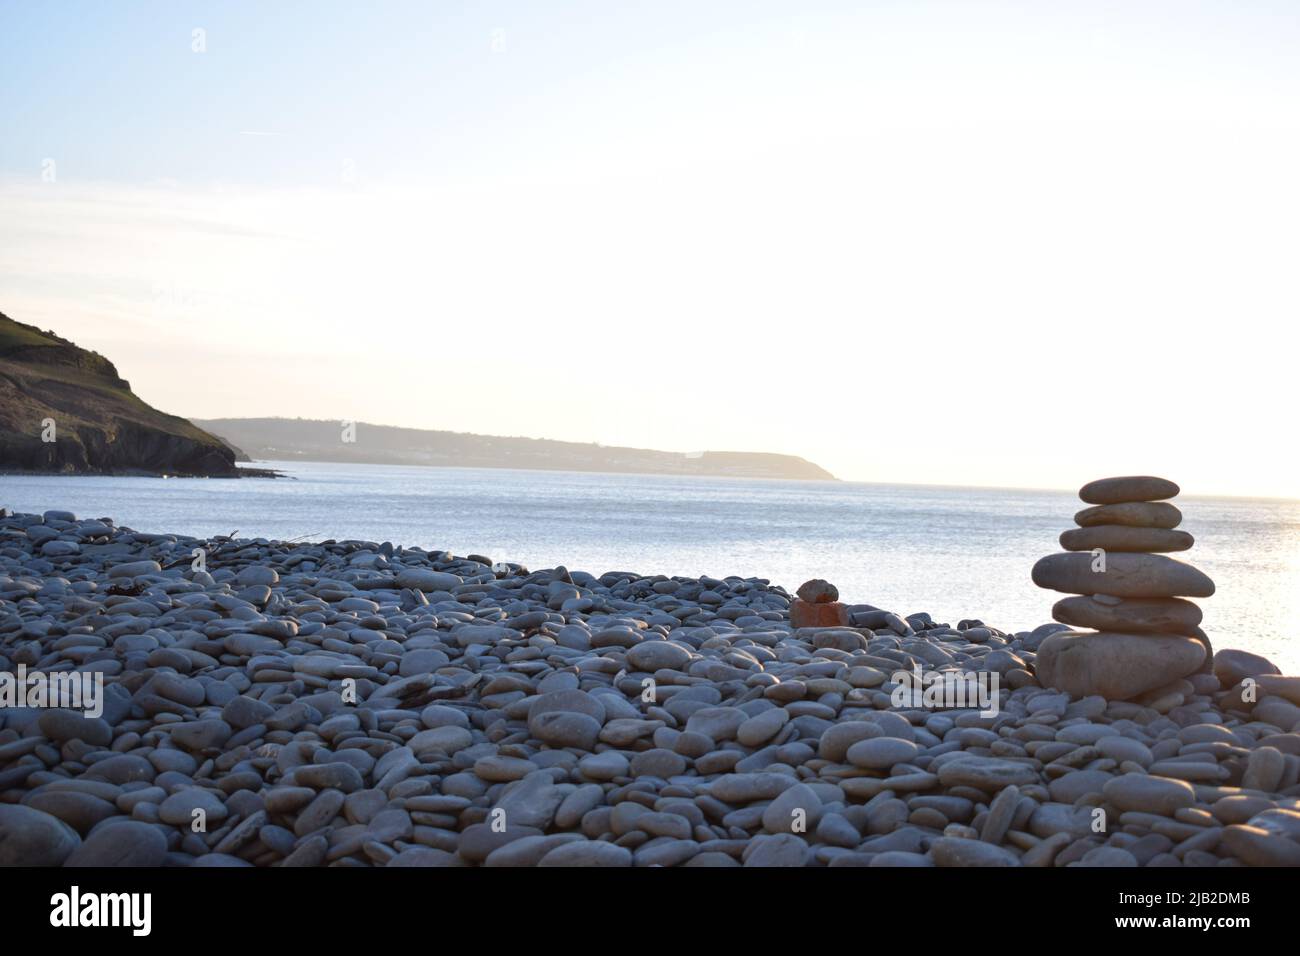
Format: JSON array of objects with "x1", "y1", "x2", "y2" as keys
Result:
[
  {"x1": 192, "y1": 417, "x2": 837, "y2": 481},
  {"x1": 0, "y1": 311, "x2": 241, "y2": 476}
]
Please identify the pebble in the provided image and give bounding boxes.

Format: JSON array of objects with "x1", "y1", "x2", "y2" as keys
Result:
[
  {"x1": 737, "y1": 708, "x2": 789, "y2": 747},
  {"x1": 818, "y1": 721, "x2": 883, "y2": 761},
  {"x1": 626, "y1": 640, "x2": 692, "y2": 672},
  {"x1": 25, "y1": 791, "x2": 117, "y2": 833},
  {"x1": 1052, "y1": 595, "x2": 1202, "y2": 634},
  {"x1": 63, "y1": 820, "x2": 168, "y2": 867},
  {"x1": 1059, "y1": 527, "x2": 1194, "y2": 554},
  {"x1": 1, "y1": 511, "x2": 1296, "y2": 869},
  {"x1": 1242, "y1": 747, "x2": 1286, "y2": 793},
  {"x1": 1102, "y1": 773, "x2": 1196, "y2": 816},
  {"x1": 0, "y1": 804, "x2": 81, "y2": 866},
  {"x1": 930, "y1": 837, "x2": 1020, "y2": 867},
  {"x1": 1035, "y1": 632, "x2": 1207, "y2": 701},
  {"x1": 1032, "y1": 552, "x2": 1214, "y2": 598},
  {"x1": 846, "y1": 737, "x2": 920, "y2": 770},
  {"x1": 1073, "y1": 501, "x2": 1183, "y2": 529},
  {"x1": 743, "y1": 833, "x2": 811, "y2": 867},
  {"x1": 761, "y1": 783, "x2": 822, "y2": 835},
  {"x1": 484, "y1": 833, "x2": 586, "y2": 867},
  {"x1": 1076, "y1": 846, "x2": 1139, "y2": 867},
  {"x1": 37, "y1": 708, "x2": 112, "y2": 747},
  {"x1": 629, "y1": 748, "x2": 686, "y2": 779},
  {"x1": 980, "y1": 784, "x2": 1021, "y2": 844},
  {"x1": 1078, "y1": 476, "x2": 1180, "y2": 504},
  {"x1": 537, "y1": 840, "x2": 633, "y2": 867},
  {"x1": 529, "y1": 712, "x2": 602, "y2": 750},
  {"x1": 937, "y1": 757, "x2": 1039, "y2": 791},
  {"x1": 158, "y1": 788, "x2": 229, "y2": 827},
  {"x1": 709, "y1": 773, "x2": 795, "y2": 804},
  {"x1": 1221, "y1": 825, "x2": 1300, "y2": 866},
  {"x1": 576, "y1": 752, "x2": 629, "y2": 781},
  {"x1": 1214, "y1": 649, "x2": 1281, "y2": 686},
  {"x1": 796, "y1": 579, "x2": 838, "y2": 603}
]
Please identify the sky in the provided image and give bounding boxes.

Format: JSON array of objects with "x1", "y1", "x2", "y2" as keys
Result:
[{"x1": 2, "y1": 1, "x2": 1298, "y2": 496}]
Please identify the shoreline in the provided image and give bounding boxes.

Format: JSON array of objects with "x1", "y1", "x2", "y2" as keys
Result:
[
  {"x1": 0, "y1": 466, "x2": 286, "y2": 480},
  {"x1": 12, "y1": 458, "x2": 1300, "y2": 505},
  {"x1": 1, "y1": 509, "x2": 1297, "y2": 868}
]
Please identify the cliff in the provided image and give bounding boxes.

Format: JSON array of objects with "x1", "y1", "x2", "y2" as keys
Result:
[{"x1": 0, "y1": 312, "x2": 241, "y2": 477}]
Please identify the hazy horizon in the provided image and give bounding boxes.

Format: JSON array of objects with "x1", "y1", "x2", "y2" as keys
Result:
[
  {"x1": 4, "y1": 1, "x2": 1299, "y2": 497},
  {"x1": 188, "y1": 414, "x2": 1300, "y2": 502}
]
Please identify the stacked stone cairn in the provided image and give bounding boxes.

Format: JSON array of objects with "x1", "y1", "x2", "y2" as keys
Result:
[
  {"x1": 1032, "y1": 476, "x2": 1215, "y2": 701},
  {"x1": 789, "y1": 578, "x2": 848, "y2": 629}
]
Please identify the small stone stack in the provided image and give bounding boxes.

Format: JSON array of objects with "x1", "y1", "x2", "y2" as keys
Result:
[
  {"x1": 789, "y1": 578, "x2": 849, "y2": 628},
  {"x1": 1031, "y1": 476, "x2": 1215, "y2": 701}
]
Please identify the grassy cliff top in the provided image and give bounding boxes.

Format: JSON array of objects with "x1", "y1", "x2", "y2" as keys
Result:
[{"x1": 0, "y1": 311, "x2": 238, "y2": 473}]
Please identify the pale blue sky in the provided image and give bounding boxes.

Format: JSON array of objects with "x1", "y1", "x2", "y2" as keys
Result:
[
  {"x1": 5, "y1": 0, "x2": 868, "y2": 183},
  {"x1": 3, "y1": 2, "x2": 1299, "y2": 494},
  {"x1": 10, "y1": 1, "x2": 1298, "y2": 187}
]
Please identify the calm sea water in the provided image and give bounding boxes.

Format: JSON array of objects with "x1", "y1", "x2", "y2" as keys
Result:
[{"x1": 5, "y1": 461, "x2": 1298, "y2": 673}]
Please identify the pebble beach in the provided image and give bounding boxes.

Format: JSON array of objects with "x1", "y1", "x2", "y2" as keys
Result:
[{"x1": 2, "y1": 507, "x2": 1299, "y2": 868}]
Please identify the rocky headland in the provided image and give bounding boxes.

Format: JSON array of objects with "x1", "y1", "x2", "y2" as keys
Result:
[
  {"x1": 0, "y1": 312, "x2": 243, "y2": 478},
  {"x1": 1, "y1": 505, "x2": 1297, "y2": 868}
]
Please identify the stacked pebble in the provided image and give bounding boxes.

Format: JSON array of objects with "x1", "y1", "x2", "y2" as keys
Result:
[
  {"x1": 1, "y1": 509, "x2": 1298, "y2": 868},
  {"x1": 1032, "y1": 477, "x2": 1214, "y2": 701},
  {"x1": 789, "y1": 579, "x2": 847, "y2": 629}
]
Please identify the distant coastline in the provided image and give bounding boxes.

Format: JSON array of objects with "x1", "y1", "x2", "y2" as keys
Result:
[
  {"x1": 2, "y1": 309, "x2": 832, "y2": 483},
  {"x1": 193, "y1": 416, "x2": 837, "y2": 482}
]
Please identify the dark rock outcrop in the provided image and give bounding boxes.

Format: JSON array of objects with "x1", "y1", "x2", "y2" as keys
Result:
[{"x1": 0, "y1": 311, "x2": 240, "y2": 477}]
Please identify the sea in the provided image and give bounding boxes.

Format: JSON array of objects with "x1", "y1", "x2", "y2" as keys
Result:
[{"x1": 4, "y1": 460, "x2": 1298, "y2": 673}]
